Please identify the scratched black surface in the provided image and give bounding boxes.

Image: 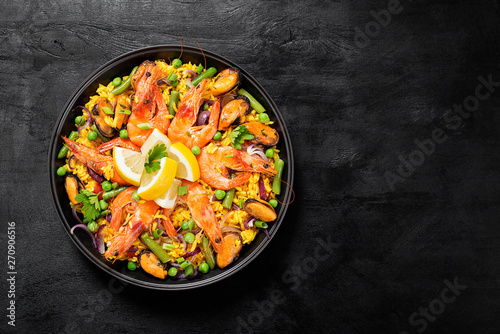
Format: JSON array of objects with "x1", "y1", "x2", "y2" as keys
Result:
[{"x1": 1, "y1": 0, "x2": 500, "y2": 333}]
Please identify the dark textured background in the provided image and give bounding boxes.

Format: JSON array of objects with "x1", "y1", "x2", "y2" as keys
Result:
[{"x1": 1, "y1": 0, "x2": 500, "y2": 333}]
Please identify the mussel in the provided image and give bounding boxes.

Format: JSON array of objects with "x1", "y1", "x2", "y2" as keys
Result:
[
  {"x1": 243, "y1": 198, "x2": 277, "y2": 222},
  {"x1": 113, "y1": 94, "x2": 131, "y2": 130},
  {"x1": 243, "y1": 122, "x2": 279, "y2": 147},
  {"x1": 218, "y1": 95, "x2": 250, "y2": 131},
  {"x1": 65, "y1": 174, "x2": 82, "y2": 205},
  {"x1": 92, "y1": 97, "x2": 115, "y2": 138},
  {"x1": 137, "y1": 250, "x2": 168, "y2": 279},
  {"x1": 211, "y1": 68, "x2": 240, "y2": 97},
  {"x1": 216, "y1": 233, "x2": 243, "y2": 269}
]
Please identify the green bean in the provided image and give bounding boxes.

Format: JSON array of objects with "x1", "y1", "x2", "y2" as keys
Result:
[
  {"x1": 272, "y1": 159, "x2": 285, "y2": 195},
  {"x1": 111, "y1": 66, "x2": 139, "y2": 95},
  {"x1": 222, "y1": 188, "x2": 236, "y2": 210},
  {"x1": 237, "y1": 88, "x2": 266, "y2": 113},
  {"x1": 169, "y1": 90, "x2": 179, "y2": 116},
  {"x1": 57, "y1": 131, "x2": 79, "y2": 159},
  {"x1": 140, "y1": 232, "x2": 171, "y2": 263},
  {"x1": 202, "y1": 236, "x2": 216, "y2": 270},
  {"x1": 191, "y1": 67, "x2": 217, "y2": 86},
  {"x1": 102, "y1": 186, "x2": 128, "y2": 200}
]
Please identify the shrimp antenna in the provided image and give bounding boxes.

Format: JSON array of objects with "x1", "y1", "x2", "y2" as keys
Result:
[
  {"x1": 275, "y1": 179, "x2": 295, "y2": 206},
  {"x1": 179, "y1": 37, "x2": 183, "y2": 59},
  {"x1": 193, "y1": 40, "x2": 206, "y2": 73}
]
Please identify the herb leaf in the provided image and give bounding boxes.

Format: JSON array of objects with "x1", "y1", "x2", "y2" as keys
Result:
[
  {"x1": 75, "y1": 189, "x2": 101, "y2": 222},
  {"x1": 229, "y1": 125, "x2": 254, "y2": 149},
  {"x1": 144, "y1": 144, "x2": 167, "y2": 174}
]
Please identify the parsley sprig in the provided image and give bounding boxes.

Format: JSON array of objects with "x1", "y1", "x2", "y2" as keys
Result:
[
  {"x1": 229, "y1": 125, "x2": 254, "y2": 149},
  {"x1": 75, "y1": 189, "x2": 102, "y2": 222},
  {"x1": 144, "y1": 143, "x2": 167, "y2": 174}
]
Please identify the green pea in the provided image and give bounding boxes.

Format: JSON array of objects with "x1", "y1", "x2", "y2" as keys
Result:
[
  {"x1": 112, "y1": 182, "x2": 119, "y2": 189},
  {"x1": 199, "y1": 262, "x2": 210, "y2": 274},
  {"x1": 168, "y1": 267, "x2": 178, "y2": 277},
  {"x1": 269, "y1": 199, "x2": 278, "y2": 208},
  {"x1": 153, "y1": 229, "x2": 162, "y2": 239},
  {"x1": 213, "y1": 131, "x2": 222, "y2": 141},
  {"x1": 172, "y1": 59, "x2": 182, "y2": 68},
  {"x1": 184, "y1": 232, "x2": 195, "y2": 244},
  {"x1": 184, "y1": 265, "x2": 194, "y2": 276},
  {"x1": 99, "y1": 200, "x2": 108, "y2": 211},
  {"x1": 191, "y1": 146, "x2": 201, "y2": 156},
  {"x1": 203, "y1": 103, "x2": 209, "y2": 111},
  {"x1": 119, "y1": 129, "x2": 128, "y2": 139},
  {"x1": 101, "y1": 181, "x2": 112, "y2": 192},
  {"x1": 259, "y1": 113, "x2": 270, "y2": 123},
  {"x1": 87, "y1": 221, "x2": 98, "y2": 233},
  {"x1": 75, "y1": 116, "x2": 83, "y2": 125},
  {"x1": 215, "y1": 189, "x2": 226, "y2": 200},
  {"x1": 112, "y1": 77, "x2": 122, "y2": 87},
  {"x1": 265, "y1": 148, "x2": 274, "y2": 158},
  {"x1": 181, "y1": 221, "x2": 190, "y2": 230},
  {"x1": 87, "y1": 131, "x2": 97, "y2": 141},
  {"x1": 57, "y1": 166, "x2": 67, "y2": 176},
  {"x1": 127, "y1": 261, "x2": 137, "y2": 271}
]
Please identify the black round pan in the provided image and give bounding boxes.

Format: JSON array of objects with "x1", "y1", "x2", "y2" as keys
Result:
[{"x1": 48, "y1": 45, "x2": 294, "y2": 290}]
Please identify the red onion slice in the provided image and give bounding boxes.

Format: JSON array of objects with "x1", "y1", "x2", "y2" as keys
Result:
[
  {"x1": 180, "y1": 247, "x2": 201, "y2": 258},
  {"x1": 176, "y1": 233, "x2": 187, "y2": 251},
  {"x1": 96, "y1": 225, "x2": 106, "y2": 254},
  {"x1": 86, "y1": 166, "x2": 105, "y2": 183},
  {"x1": 263, "y1": 228, "x2": 271, "y2": 240},
  {"x1": 243, "y1": 217, "x2": 256, "y2": 230},
  {"x1": 222, "y1": 226, "x2": 242, "y2": 234},
  {"x1": 73, "y1": 105, "x2": 92, "y2": 136},
  {"x1": 67, "y1": 155, "x2": 76, "y2": 170},
  {"x1": 183, "y1": 69, "x2": 197, "y2": 80},
  {"x1": 247, "y1": 144, "x2": 269, "y2": 162},
  {"x1": 157, "y1": 78, "x2": 172, "y2": 86},
  {"x1": 70, "y1": 224, "x2": 97, "y2": 248},
  {"x1": 196, "y1": 110, "x2": 210, "y2": 126},
  {"x1": 71, "y1": 205, "x2": 84, "y2": 225}
]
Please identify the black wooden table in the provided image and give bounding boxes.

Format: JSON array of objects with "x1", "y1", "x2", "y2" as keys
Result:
[{"x1": 1, "y1": 1, "x2": 499, "y2": 333}]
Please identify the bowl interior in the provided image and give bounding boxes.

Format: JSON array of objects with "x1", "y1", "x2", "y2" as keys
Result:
[{"x1": 48, "y1": 45, "x2": 294, "y2": 290}]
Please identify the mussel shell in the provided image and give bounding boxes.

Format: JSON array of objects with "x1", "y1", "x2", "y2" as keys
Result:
[
  {"x1": 243, "y1": 198, "x2": 277, "y2": 222},
  {"x1": 211, "y1": 68, "x2": 241, "y2": 97},
  {"x1": 218, "y1": 95, "x2": 251, "y2": 130},
  {"x1": 137, "y1": 250, "x2": 167, "y2": 279},
  {"x1": 216, "y1": 233, "x2": 243, "y2": 269},
  {"x1": 65, "y1": 174, "x2": 81, "y2": 204},
  {"x1": 95, "y1": 117, "x2": 115, "y2": 138}
]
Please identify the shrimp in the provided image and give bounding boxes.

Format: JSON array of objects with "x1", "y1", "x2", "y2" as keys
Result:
[
  {"x1": 62, "y1": 137, "x2": 129, "y2": 185},
  {"x1": 167, "y1": 79, "x2": 220, "y2": 149},
  {"x1": 182, "y1": 180, "x2": 223, "y2": 252},
  {"x1": 159, "y1": 206, "x2": 178, "y2": 238},
  {"x1": 97, "y1": 137, "x2": 140, "y2": 154},
  {"x1": 127, "y1": 60, "x2": 170, "y2": 147},
  {"x1": 196, "y1": 146, "x2": 277, "y2": 190},
  {"x1": 104, "y1": 186, "x2": 159, "y2": 260}
]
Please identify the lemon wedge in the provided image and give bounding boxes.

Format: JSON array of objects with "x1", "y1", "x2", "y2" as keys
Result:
[
  {"x1": 137, "y1": 157, "x2": 178, "y2": 200},
  {"x1": 168, "y1": 142, "x2": 200, "y2": 181},
  {"x1": 113, "y1": 147, "x2": 145, "y2": 186},
  {"x1": 141, "y1": 128, "x2": 171, "y2": 155},
  {"x1": 154, "y1": 178, "x2": 181, "y2": 209}
]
